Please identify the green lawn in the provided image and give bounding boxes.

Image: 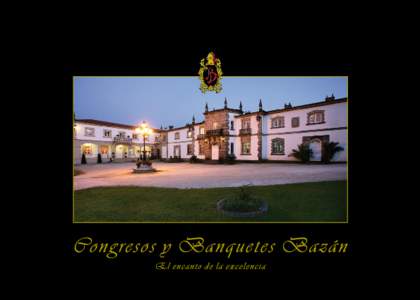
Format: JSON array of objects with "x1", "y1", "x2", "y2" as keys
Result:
[{"x1": 74, "y1": 181, "x2": 347, "y2": 222}]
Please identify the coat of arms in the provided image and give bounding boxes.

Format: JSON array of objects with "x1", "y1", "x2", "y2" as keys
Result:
[{"x1": 198, "y1": 52, "x2": 223, "y2": 93}]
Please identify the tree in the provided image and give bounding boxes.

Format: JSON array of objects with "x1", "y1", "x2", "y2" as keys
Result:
[
  {"x1": 290, "y1": 143, "x2": 312, "y2": 163},
  {"x1": 81, "y1": 153, "x2": 87, "y2": 164},
  {"x1": 97, "y1": 153, "x2": 102, "y2": 163},
  {"x1": 322, "y1": 142, "x2": 344, "y2": 163}
]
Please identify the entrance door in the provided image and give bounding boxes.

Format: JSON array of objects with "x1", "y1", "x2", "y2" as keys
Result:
[
  {"x1": 309, "y1": 139, "x2": 322, "y2": 161},
  {"x1": 174, "y1": 145, "x2": 180, "y2": 158},
  {"x1": 211, "y1": 144, "x2": 219, "y2": 160}
]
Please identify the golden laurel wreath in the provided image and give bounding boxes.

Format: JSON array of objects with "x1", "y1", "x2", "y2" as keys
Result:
[{"x1": 198, "y1": 53, "x2": 223, "y2": 93}]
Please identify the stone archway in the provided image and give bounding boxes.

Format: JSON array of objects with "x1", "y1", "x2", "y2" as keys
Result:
[
  {"x1": 303, "y1": 135, "x2": 330, "y2": 162},
  {"x1": 308, "y1": 139, "x2": 322, "y2": 161}
]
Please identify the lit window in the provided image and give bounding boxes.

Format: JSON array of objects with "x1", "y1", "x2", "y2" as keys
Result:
[
  {"x1": 241, "y1": 142, "x2": 251, "y2": 154},
  {"x1": 187, "y1": 131, "x2": 192, "y2": 138},
  {"x1": 213, "y1": 122, "x2": 219, "y2": 129},
  {"x1": 100, "y1": 145, "x2": 109, "y2": 154},
  {"x1": 199, "y1": 127, "x2": 205, "y2": 135},
  {"x1": 82, "y1": 144, "x2": 92, "y2": 155}
]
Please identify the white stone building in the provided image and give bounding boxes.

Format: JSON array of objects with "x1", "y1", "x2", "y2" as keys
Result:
[
  {"x1": 74, "y1": 96, "x2": 347, "y2": 164},
  {"x1": 73, "y1": 119, "x2": 161, "y2": 164}
]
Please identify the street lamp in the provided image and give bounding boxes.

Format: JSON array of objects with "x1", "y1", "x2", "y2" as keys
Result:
[{"x1": 136, "y1": 121, "x2": 153, "y2": 161}]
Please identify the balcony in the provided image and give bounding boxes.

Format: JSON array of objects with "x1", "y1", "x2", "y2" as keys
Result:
[
  {"x1": 113, "y1": 136, "x2": 133, "y2": 144},
  {"x1": 239, "y1": 128, "x2": 252, "y2": 135},
  {"x1": 197, "y1": 134, "x2": 206, "y2": 140},
  {"x1": 206, "y1": 129, "x2": 225, "y2": 137}
]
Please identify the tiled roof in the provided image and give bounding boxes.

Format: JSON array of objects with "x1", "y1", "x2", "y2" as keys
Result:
[
  {"x1": 235, "y1": 98, "x2": 347, "y2": 118},
  {"x1": 75, "y1": 119, "x2": 162, "y2": 132}
]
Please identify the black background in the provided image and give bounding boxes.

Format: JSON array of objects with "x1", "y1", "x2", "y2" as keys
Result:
[{"x1": 30, "y1": 41, "x2": 374, "y2": 280}]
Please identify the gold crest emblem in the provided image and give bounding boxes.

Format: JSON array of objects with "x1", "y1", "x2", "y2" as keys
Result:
[{"x1": 198, "y1": 52, "x2": 223, "y2": 93}]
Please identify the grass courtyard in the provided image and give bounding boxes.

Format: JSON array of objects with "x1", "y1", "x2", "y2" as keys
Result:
[{"x1": 74, "y1": 180, "x2": 347, "y2": 222}]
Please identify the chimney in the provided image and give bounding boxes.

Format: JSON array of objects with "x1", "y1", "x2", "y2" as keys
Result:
[{"x1": 169, "y1": 125, "x2": 174, "y2": 130}]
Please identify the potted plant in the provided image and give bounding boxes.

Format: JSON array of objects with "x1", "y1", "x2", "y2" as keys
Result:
[{"x1": 81, "y1": 153, "x2": 87, "y2": 164}]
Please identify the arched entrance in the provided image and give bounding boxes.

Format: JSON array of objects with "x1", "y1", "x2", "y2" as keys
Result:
[{"x1": 308, "y1": 139, "x2": 322, "y2": 161}]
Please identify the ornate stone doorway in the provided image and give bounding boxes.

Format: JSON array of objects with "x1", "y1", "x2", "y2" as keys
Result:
[{"x1": 308, "y1": 139, "x2": 322, "y2": 161}]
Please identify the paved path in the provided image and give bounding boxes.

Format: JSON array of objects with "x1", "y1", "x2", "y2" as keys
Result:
[{"x1": 74, "y1": 162, "x2": 347, "y2": 190}]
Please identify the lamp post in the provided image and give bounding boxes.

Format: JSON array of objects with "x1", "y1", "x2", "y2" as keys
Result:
[{"x1": 136, "y1": 121, "x2": 153, "y2": 162}]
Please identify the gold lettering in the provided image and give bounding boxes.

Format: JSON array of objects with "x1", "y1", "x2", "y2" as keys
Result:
[
  {"x1": 283, "y1": 237, "x2": 308, "y2": 253},
  {"x1": 74, "y1": 236, "x2": 92, "y2": 253},
  {"x1": 179, "y1": 237, "x2": 205, "y2": 253}
]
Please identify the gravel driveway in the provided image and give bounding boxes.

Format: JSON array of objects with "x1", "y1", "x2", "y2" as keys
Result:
[{"x1": 74, "y1": 162, "x2": 347, "y2": 190}]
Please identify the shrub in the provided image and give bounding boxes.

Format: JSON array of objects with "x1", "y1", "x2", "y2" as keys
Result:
[
  {"x1": 225, "y1": 154, "x2": 236, "y2": 164},
  {"x1": 81, "y1": 153, "x2": 87, "y2": 164},
  {"x1": 97, "y1": 153, "x2": 102, "y2": 163},
  {"x1": 189, "y1": 155, "x2": 197, "y2": 163},
  {"x1": 290, "y1": 143, "x2": 312, "y2": 163},
  {"x1": 322, "y1": 141, "x2": 344, "y2": 163},
  {"x1": 222, "y1": 185, "x2": 264, "y2": 212}
]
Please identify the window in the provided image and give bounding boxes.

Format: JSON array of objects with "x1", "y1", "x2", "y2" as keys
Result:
[
  {"x1": 271, "y1": 138, "x2": 285, "y2": 155},
  {"x1": 271, "y1": 117, "x2": 284, "y2": 128},
  {"x1": 155, "y1": 136, "x2": 159, "y2": 142},
  {"x1": 291, "y1": 117, "x2": 300, "y2": 128},
  {"x1": 230, "y1": 121, "x2": 234, "y2": 130},
  {"x1": 241, "y1": 118, "x2": 251, "y2": 129},
  {"x1": 307, "y1": 110, "x2": 325, "y2": 125},
  {"x1": 199, "y1": 127, "x2": 205, "y2": 135},
  {"x1": 103, "y1": 129, "x2": 112, "y2": 138},
  {"x1": 82, "y1": 144, "x2": 92, "y2": 155},
  {"x1": 100, "y1": 145, "x2": 109, "y2": 155},
  {"x1": 199, "y1": 143, "x2": 204, "y2": 155},
  {"x1": 187, "y1": 130, "x2": 192, "y2": 138},
  {"x1": 175, "y1": 132, "x2": 180, "y2": 140},
  {"x1": 230, "y1": 143, "x2": 234, "y2": 155},
  {"x1": 241, "y1": 142, "x2": 251, "y2": 154},
  {"x1": 213, "y1": 122, "x2": 219, "y2": 129},
  {"x1": 118, "y1": 131, "x2": 126, "y2": 138},
  {"x1": 187, "y1": 144, "x2": 193, "y2": 155},
  {"x1": 84, "y1": 127, "x2": 95, "y2": 137},
  {"x1": 132, "y1": 134, "x2": 138, "y2": 139}
]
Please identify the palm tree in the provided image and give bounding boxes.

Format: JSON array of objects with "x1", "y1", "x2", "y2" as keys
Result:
[
  {"x1": 322, "y1": 142, "x2": 344, "y2": 163},
  {"x1": 290, "y1": 143, "x2": 313, "y2": 163}
]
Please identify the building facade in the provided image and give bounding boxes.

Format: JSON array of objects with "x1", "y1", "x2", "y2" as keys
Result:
[
  {"x1": 73, "y1": 119, "x2": 162, "y2": 164},
  {"x1": 74, "y1": 96, "x2": 347, "y2": 164}
]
